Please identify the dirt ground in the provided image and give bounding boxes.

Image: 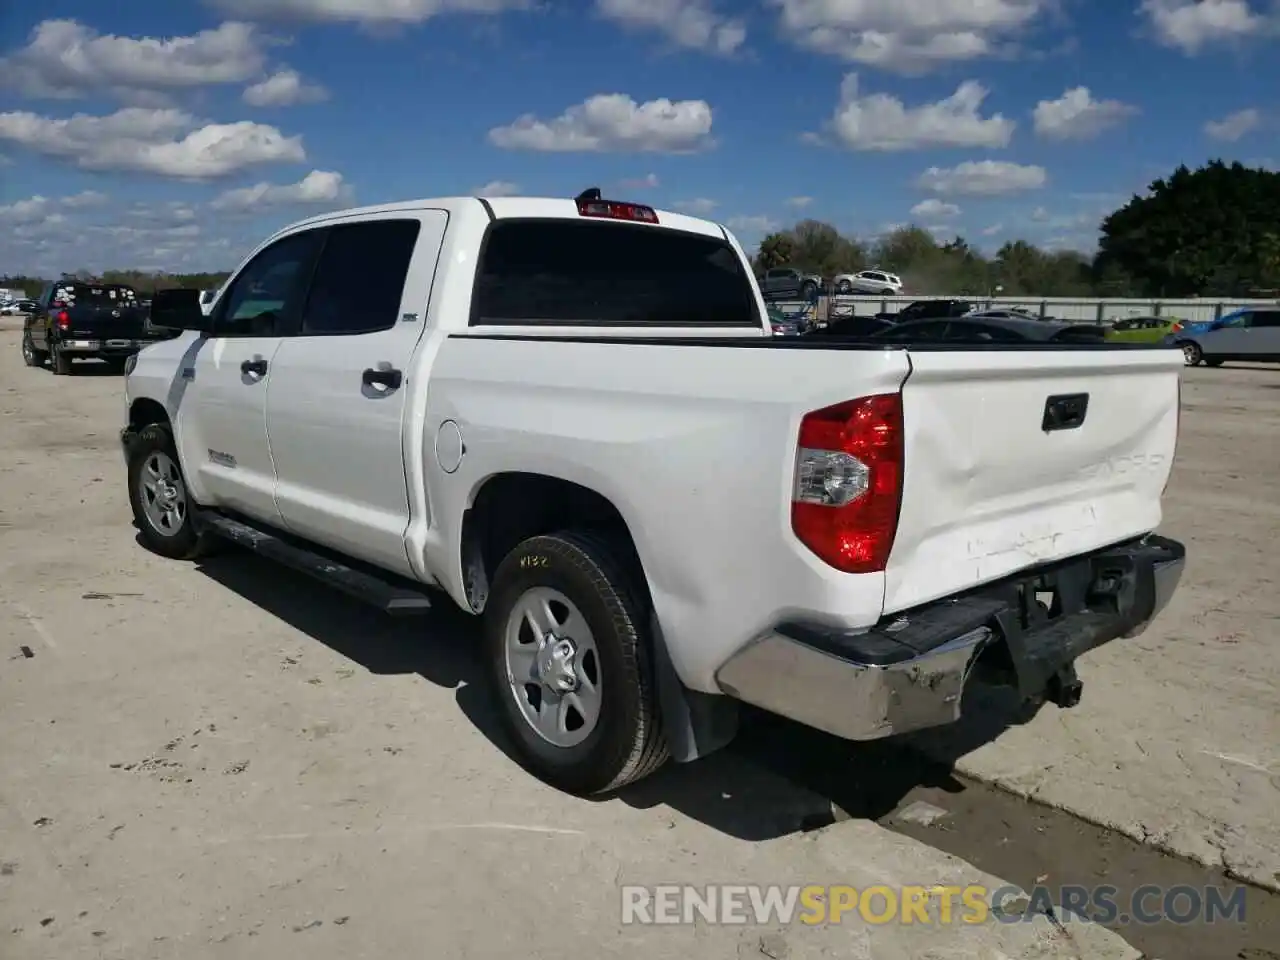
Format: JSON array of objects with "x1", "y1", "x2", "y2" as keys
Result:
[{"x1": 0, "y1": 326, "x2": 1275, "y2": 959}]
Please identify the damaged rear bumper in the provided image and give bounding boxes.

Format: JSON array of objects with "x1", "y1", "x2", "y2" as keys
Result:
[{"x1": 714, "y1": 534, "x2": 1185, "y2": 741}]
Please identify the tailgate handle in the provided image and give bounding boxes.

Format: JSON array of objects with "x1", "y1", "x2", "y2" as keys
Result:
[{"x1": 1042, "y1": 393, "x2": 1089, "y2": 432}]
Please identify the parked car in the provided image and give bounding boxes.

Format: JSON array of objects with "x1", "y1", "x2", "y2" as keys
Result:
[
  {"x1": 758, "y1": 267, "x2": 822, "y2": 301},
  {"x1": 832, "y1": 269, "x2": 903, "y2": 295},
  {"x1": 1, "y1": 298, "x2": 37, "y2": 315},
  {"x1": 121, "y1": 189, "x2": 1186, "y2": 798},
  {"x1": 21, "y1": 280, "x2": 160, "y2": 374},
  {"x1": 1168, "y1": 306, "x2": 1280, "y2": 366},
  {"x1": 873, "y1": 316, "x2": 1108, "y2": 344},
  {"x1": 966, "y1": 307, "x2": 1044, "y2": 321},
  {"x1": 766, "y1": 304, "x2": 808, "y2": 335},
  {"x1": 1105, "y1": 316, "x2": 1184, "y2": 344},
  {"x1": 806, "y1": 315, "x2": 895, "y2": 337},
  {"x1": 876, "y1": 298, "x2": 972, "y2": 322}
]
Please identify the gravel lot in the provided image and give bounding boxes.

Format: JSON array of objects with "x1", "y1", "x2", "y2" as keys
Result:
[{"x1": 1, "y1": 324, "x2": 1275, "y2": 958}]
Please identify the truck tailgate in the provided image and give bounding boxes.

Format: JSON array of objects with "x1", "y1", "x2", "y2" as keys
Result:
[{"x1": 883, "y1": 346, "x2": 1182, "y2": 614}]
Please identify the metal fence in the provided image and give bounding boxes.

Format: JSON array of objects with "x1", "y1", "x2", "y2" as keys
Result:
[{"x1": 821, "y1": 295, "x2": 1280, "y2": 325}]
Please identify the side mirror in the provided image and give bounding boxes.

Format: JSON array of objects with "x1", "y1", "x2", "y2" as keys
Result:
[{"x1": 150, "y1": 288, "x2": 211, "y2": 332}]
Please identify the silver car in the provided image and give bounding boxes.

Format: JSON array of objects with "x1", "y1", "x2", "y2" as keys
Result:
[{"x1": 1170, "y1": 307, "x2": 1280, "y2": 366}]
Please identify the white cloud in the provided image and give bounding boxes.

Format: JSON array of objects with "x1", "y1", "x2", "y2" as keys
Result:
[
  {"x1": 0, "y1": 19, "x2": 269, "y2": 101},
  {"x1": 0, "y1": 190, "x2": 110, "y2": 223},
  {"x1": 61, "y1": 190, "x2": 109, "y2": 208},
  {"x1": 1139, "y1": 0, "x2": 1269, "y2": 54},
  {"x1": 620, "y1": 173, "x2": 660, "y2": 188},
  {"x1": 787, "y1": 196, "x2": 813, "y2": 207},
  {"x1": 910, "y1": 198, "x2": 960, "y2": 218},
  {"x1": 673, "y1": 198, "x2": 717, "y2": 214},
  {"x1": 243, "y1": 68, "x2": 327, "y2": 106},
  {"x1": 771, "y1": 0, "x2": 1049, "y2": 73},
  {"x1": 0, "y1": 107, "x2": 305, "y2": 178},
  {"x1": 981, "y1": 223, "x2": 1003, "y2": 236},
  {"x1": 1032, "y1": 87, "x2": 1138, "y2": 140},
  {"x1": 1204, "y1": 107, "x2": 1260, "y2": 140},
  {"x1": 488, "y1": 93, "x2": 714, "y2": 153},
  {"x1": 207, "y1": 0, "x2": 532, "y2": 24},
  {"x1": 595, "y1": 0, "x2": 746, "y2": 54},
  {"x1": 821, "y1": 74, "x2": 1014, "y2": 150},
  {"x1": 915, "y1": 160, "x2": 1047, "y2": 195},
  {"x1": 726, "y1": 215, "x2": 779, "y2": 234},
  {"x1": 473, "y1": 180, "x2": 520, "y2": 195},
  {"x1": 211, "y1": 169, "x2": 351, "y2": 210},
  {"x1": 1030, "y1": 206, "x2": 1050, "y2": 221}
]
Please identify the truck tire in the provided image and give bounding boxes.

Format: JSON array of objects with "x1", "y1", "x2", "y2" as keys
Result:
[
  {"x1": 51, "y1": 343, "x2": 71, "y2": 375},
  {"x1": 484, "y1": 531, "x2": 669, "y2": 796},
  {"x1": 21, "y1": 331, "x2": 47, "y2": 367},
  {"x1": 126, "y1": 423, "x2": 215, "y2": 560}
]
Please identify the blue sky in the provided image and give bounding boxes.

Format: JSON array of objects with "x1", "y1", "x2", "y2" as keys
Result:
[{"x1": 1, "y1": 0, "x2": 1277, "y2": 276}]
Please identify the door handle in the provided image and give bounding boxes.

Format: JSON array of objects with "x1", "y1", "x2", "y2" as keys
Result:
[
  {"x1": 362, "y1": 367, "x2": 402, "y2": 389},
  {"x1": 1042, "y1": 392, "x2": 1089, "y2": 432},
  {"x1": 241, "y1": 358, "x2": 268, "y2": 376}
]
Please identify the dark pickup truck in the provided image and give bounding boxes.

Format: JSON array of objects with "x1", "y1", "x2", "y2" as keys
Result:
[{"x1": 21, "y1": 281, "x2": 176, "y2": 375}]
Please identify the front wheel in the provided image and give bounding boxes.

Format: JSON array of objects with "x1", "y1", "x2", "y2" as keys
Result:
[
  {"x1": 1179, "y1": 341, "x2": 1202, "y2": 366},
  {"x1": 126, "y1": 423, "x2": 215, "y2": 560},
  {"x1": 483, "y1": 531, "x2": 669, "y2": 796},
  {"x1": 800, "y1": 281, "x2": 818, "y2": 300}
]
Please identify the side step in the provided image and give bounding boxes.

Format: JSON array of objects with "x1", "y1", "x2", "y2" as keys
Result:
[{"x1": 199, "y1": 513, "x2": 433, "y2": 615}]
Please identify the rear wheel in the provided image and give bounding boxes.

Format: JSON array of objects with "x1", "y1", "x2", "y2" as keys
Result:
[
  {"x1": 879, "y1": 287, "x2": 896, "y2": 295},
  {"x1": 483, "y1": 531, "x2": 668, "y2": 796},
  {"x1": 1179, "y1": 341, "x2": 1202, "y2": 366},
  {"x1": 21, "y1": 331, "x2": 47, "y2": 368},
  {"x1": 51, "y1": 342, "x2": 72, "y2": 375},
  {"x1": 836, "y1": 280, "x2": 852, "y2": 295},
  {"x1": 800, "y1": 281, "x2": 818, "y2": 300}
]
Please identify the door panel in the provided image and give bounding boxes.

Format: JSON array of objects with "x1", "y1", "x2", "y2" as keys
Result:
[
  {"x1": 172, "y1": 228, "x2": 324, "y2": 523},
  {"x1": 267, "y1": 210, "x2": 449, "y2": 577}
]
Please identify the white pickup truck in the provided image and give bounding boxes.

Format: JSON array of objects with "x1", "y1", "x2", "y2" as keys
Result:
[{"x1": 121, "y1": 189, "x2": 1187, "y2": 797}]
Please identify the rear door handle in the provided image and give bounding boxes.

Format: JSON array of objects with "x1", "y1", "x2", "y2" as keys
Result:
[
  {"x1": 362, "y1": 367, "x2": 402, "y2": 390},
  {"x1": 241, "y1": 358, "x2": 268, "y2": 376}
]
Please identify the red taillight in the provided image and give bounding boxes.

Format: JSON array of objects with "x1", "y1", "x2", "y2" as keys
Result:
[
  {"x1": 56, "y1": 310, "x2": 70, "y2": 329},
  {"x1": 1170, "y1": 322, "x2": 1182, "y2": 332},
  {"x1": 576, "y1": 199, "x2": 658, "y2": 223},
  {"x1": 791, "y1": 394, "x2": 904, "y2": 573}
]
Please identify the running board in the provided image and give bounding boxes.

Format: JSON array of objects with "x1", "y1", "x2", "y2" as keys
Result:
[{"x1": 199, "y1": 513, "x2": 433, "y2": 615}]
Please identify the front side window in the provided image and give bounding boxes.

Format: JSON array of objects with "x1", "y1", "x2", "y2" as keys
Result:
[
  {"x1": 472, "y1": 219, "x2": 759, "y2": 326},
  {"x1": 215, "y1": 230, "x2": 323, "y2": 336}
]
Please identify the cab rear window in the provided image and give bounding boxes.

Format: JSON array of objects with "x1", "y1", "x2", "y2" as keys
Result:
[
  {"x1": 54, "y1": 283, "x2": 138, "y2": 307},
  {"x1": 471, "y1": 219, "x2": 760, "y2": 327}
]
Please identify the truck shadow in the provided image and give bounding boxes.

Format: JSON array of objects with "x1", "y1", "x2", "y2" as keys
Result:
[{"x1": 193, "y1": 547, "x2": 1038, "y2": 842}]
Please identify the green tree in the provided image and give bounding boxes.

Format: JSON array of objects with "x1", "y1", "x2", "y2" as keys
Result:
[
  {"x1": 754, "y1": 232, "x2": 794, "y2": 272},
  {"x1": 1095, "y1": 160, "x2": 1280, "y2": 297}
]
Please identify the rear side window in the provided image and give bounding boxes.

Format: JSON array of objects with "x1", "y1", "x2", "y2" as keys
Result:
[
  {"x1": 301, "y1": 219, "x2": 421, "y2": 335},
  {"x1": 471, "y1": 220, "x2": 760, "y2": 327},
  {"x1": 1253, "y1": 310, "x2": 1280, "y2": 327}
]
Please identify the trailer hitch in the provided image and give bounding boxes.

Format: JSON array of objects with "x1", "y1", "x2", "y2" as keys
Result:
[{"x1": 1045, "y1": 660, "x2": 1083, "y2": 709}]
